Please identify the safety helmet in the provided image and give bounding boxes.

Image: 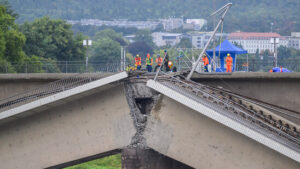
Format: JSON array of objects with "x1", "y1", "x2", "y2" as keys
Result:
[
  {"x1": 136, "y1": 54, "x2": 139, "y2": 57},
  {"x1": 203, "y1": 54, "x2": 207, "y2": 57},
  {"x1": 168, "y1": 61, "x2": 173, "y2": 68},
  {"x1": 227, "y1": 53, "x2": 231, "y2": 56}
]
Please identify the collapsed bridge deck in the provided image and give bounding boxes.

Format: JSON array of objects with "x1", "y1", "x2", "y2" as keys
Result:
[{"x1": 0, "y1": 72, "x2": 299, "y2": 168}]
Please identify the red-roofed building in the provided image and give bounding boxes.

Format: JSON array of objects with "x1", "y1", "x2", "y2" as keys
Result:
[{"x1": 228, "y1": 32, "x2": 288, "y2": 54}]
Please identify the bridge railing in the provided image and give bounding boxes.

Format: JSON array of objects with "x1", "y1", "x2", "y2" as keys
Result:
[
  {"x1": 150, "y1": 71, "x2": 300, "y2": 146},
  {"x1": 236, "y1": 59, "x2": 300, "y2": 72},
  {"x1": 0, "y1": 61, "x2": 124, "y2": 73},
  {"x1": 0, "y1": 63, "x2": 125, "y2": 112}
]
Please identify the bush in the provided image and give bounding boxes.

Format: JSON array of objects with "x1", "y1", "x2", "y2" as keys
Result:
[{"x1": 0, "y1": 58, "x2": 15, "y2": 73}]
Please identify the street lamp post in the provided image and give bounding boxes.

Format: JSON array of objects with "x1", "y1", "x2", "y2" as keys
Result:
[
  {"x1": 186, "y1": 3, "x2": 232, "y2": 80},
  {"x1": 270, "y1": 22, "x2": 274, "y2": 33},
  {"x1": 120, "y1": 47, "x2": 126, "y2": 71},
  {"x1": 83, "y1": 39, "x2": 92, "y2": 72},
  {"x1": 270, "y1": 37, "x2": 279, "y2": 67}
]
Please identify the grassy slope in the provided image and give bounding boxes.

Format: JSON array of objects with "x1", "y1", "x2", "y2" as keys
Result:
[{"x1": 65, "y1": 154, "x2": 121, "y2": 169}]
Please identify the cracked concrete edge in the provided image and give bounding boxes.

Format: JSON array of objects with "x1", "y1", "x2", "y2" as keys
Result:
[{"x1": 124, "y1": 82, "x2": 160, "y2": 149}]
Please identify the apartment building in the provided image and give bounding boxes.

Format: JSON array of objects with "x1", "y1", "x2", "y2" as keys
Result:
[
  {"x1": 189, "y1": 32, "x2": 228, "y2": 49},
  {"x1": 287, "y1": 32, "x2": 300, "y2": 50},
  {"x1": 152, "y1": 32, "x2": 182, "y2": 47},
  {"x1": 228, "y1": 32, "x2": 288, "y2": 54}
]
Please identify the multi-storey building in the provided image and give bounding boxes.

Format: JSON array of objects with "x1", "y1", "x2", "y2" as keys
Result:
[
  {"x1": 228, "y1": 32, "x2": 288, "y2": 54},
  {"x1": 189, "y1": 32, "x2": 228, "y2": 49},
  {"x1": 287, "y1": 32, "x2": 300, "y2": 50},
  {"x1": 152, "y1": 32, "x2": 182, "y2": 47},
  {"x1": 159, "y1": 18, "x2": 184, "y2": 31},
  {"x1": 185, "y1": 19, "x2": 207, "y2": 30}
]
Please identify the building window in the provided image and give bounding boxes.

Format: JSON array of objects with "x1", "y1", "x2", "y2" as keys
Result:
[{"x1": 162, "y1": 36, "x2": 176, "y2": 40}]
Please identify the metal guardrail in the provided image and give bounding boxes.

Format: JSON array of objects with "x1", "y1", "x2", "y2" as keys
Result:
[
  {"x1": 152, "y1": 72, "x2": 300, "y2": 146},
  {"x1": 236, "y1": 59, "x2": 300, "y2": 72},
  {"x1": 0, "y1": 63, "x2": 124, "y2": 112},
  {"x1": 147, "y1": 77, "x2": 300, "y2": 162},
  {"x1": 0, "y1": 61, "x2": 123, "y2": 73}
]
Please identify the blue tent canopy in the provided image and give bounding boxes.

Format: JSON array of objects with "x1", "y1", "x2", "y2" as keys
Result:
[
  {"x1": 206, "y1": 40, "x2": 247, "y2": 55},
  {"x1": 271, "y1": 67, "x2": 292, "y2": 72},
  {"x1": 206, "y1": 40, "x2": 247, "y2": 72}
]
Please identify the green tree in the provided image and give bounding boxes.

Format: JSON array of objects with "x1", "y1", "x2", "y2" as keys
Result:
[
  {"x1": 0, "y1": 0, "x2": 18, "y2": 18},
  {"x1": 94, "y1": 29, "x2": 127, "y2": 46},
  {"x1": 176, "y1": 37, "x2": 192, "y2": 48},
  {"x1": 90, "y1": 29, "x2": 128, "y2": 65},
  {"x1": 277, "y1": 46, "x2": 291, "y2": 60},
  {"x1": 262, "y1": 49, "x2": 271, "y2": 69},
  {"x1": 0, "y1": 4, "x2": 26, "y2": 64},
  {"x1": 4, "y1": 29, "x2": 26, "y2": 63},
  {"x1": 127, "y1": 41, "x2": 153, "y2": 58},
  {"x1": 0, "y1": 57, "x2": 15, "y2": 73},
  {"x1": 134, "y1": 29, "x2": 155, "y2": 48},
  {"x1": 7, "y1": 0, "x2": 300, "y2": 35},
  {"x1": 20, "y1": 16, "x2": 85, "y2": 61},
  {"x1": 90, "y1": 38, "x2": 121, "y2": 62}
]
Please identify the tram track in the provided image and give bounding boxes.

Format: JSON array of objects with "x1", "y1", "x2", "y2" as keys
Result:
[{"x1": 158, "y1": 74, "x2": 300, "y2": 148}]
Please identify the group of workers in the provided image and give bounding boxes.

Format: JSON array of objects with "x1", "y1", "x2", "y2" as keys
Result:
[
  {"x1": 133, "y1": 52, "x2": 290, "y2": 73},
  {"x1": 134, "y1": 51, "x2": 175, "y2": 72},
  {"x1": 202, "y1": 53, "x2": 233, "y2": 72},
  {"x1": 133, "y1": 51, "x2": 234, "y2": 73}
]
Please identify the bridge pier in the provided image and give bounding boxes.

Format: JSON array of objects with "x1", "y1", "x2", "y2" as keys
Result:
[{"x1": 121, "y1": 148, "x2": 193, "y2": 169}]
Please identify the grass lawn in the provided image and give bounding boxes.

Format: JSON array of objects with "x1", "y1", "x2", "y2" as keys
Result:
[{"x1": 64, "y1": 154, "x2": 121, "y2": 169}]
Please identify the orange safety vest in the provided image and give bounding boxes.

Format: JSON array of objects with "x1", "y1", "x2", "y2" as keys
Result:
[
  {"x1": 135, "y1": 56, "x2": 141, "y2": 66},
  {"x1": 226, "y1": 56, "x2": 233, "y2": 65},
  {"x1": 202, "y1": 56, "x2": 209, "y2": 66},
  {"x1": 156, "y1": 57, "x2": 163, "y2": 66}
]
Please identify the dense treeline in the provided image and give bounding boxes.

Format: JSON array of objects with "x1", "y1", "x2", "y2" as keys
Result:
[
  {"x1": 0, "y1": 3, "x2": 87, "y2": 73},
  {"x1": 0, "y1": 2, "x2": 137, "y2": 73},
  {"x1": 7, "y1": 0, "x2": 300, "y2": 35}
]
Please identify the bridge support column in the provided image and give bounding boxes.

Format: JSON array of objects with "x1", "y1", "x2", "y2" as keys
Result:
[{"x1": 121, "y1": 148, "x2": 193, "y2": 169}]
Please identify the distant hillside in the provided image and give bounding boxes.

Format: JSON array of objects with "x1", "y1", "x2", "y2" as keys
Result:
[{"x1": 7, "y1": 0, "x2": 300, "y2": 35}]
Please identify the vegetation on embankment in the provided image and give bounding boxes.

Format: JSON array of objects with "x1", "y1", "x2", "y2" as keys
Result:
[{"x1": 65, "y1": 154, "x2": 121, "y2": 169}]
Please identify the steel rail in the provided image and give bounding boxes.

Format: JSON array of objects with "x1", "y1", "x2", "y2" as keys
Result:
[
  {"x1": 205, "y1": 85, "x2": 300, "y2": 119},
  {"x1": 155, "y1": 72, "x2": 300, "y2": 145},
  {"x1": 0, "y1": 64, "x2": 122, "y2": 112}
]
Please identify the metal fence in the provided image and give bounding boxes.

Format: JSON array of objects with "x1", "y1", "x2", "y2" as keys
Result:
[
  {"x1": 0, "y1": 73, "x2": 117, "y2": 112},
  {"x1": 0, "y1": 61, "x2": 124, "y2": 73},
  {"x1": 1, "y1": 58, "x2": 300, "y2": 73},
  {"x1": 236, "y1": 59, "x2": 300, "y2": 72}
]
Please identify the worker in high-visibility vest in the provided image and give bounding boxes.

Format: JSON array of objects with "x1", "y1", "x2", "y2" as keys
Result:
[
  {"x1": 145, "y1": 53, "x2": 153, "y2": 72},
  {"x1": 202, "y1": 54, "x2": 209, "y2": 72},
  {"x1": 135, "y1": 54, "x2": 142, "y2": 70},
  {"x1": 226, "y1": 53, "x2": 233, "y2": 72},
  {"x1": 154, "y1": 54, "x2": 163, "y2": 72},
  {"x1": 164, "y1": 50, "x2": 170, "y2": 72}
]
